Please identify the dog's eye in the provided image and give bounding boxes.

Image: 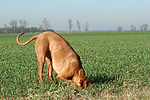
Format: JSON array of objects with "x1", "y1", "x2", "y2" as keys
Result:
[{"x1": 80, "y1": 81, "x2": 83, "y2": 87}]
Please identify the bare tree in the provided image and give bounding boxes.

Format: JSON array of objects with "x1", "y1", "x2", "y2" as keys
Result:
[
  {"x1": 84, "y1": 22, "x2": 89, "y2": 32},
  {"x1": 139, "y1": 25, "x2": 143, "y2": 31},
  {"x1": 130, "y1": 25, "x2": 134, "y2": 31},
  {"x1": 9, "y1": 20, "x2": 18, "y2": 33},
  {"x1": 143, "y1": 24, "x2": 148, "y2": 31},
  {"x1": 19, "y1": 19, "x2": 29, "y2": 33},
  {"x1": 4, "y1": 24, "x2": 8, "y2": 34},
  {"x1": 68, "y1": 19, "x2": 73, "y2": 32},
  {"x1": 41, "y1": 18, "x2": 51, "y2": 30},
  {"x1": 76, "y1": 20, "x2": 81, "y2": 32},
  {"x1": 117, "y1": 26, "x2": 123, "y2": 31}
]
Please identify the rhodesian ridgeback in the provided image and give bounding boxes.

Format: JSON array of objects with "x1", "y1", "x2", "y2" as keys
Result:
[{"x1": 16, "y1": 31, "x2": 92, "y2": 89}]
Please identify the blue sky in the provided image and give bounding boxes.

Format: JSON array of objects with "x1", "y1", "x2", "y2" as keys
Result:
[{"x1": 0, "y1": 0, "x2": 150, "y2": 31}]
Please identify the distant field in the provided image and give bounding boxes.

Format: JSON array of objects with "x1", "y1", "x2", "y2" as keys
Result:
[{"x1": 0, "y1": 31, "x2": 150, "y2": 99}]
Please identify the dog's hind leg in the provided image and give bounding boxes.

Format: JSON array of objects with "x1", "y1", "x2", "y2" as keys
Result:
[
  {"x1": 46, "y1": 57, "x2": 54, "y2": 83},
  {"x1": 37, "y1": 54, "x2": 45, "y2": 84},
  {"x1": 46, "y1": 51, "x2": 54, "y2": 83},
  {"x1": 35, "y1": 43, "x2": 47, "y2": 84}
]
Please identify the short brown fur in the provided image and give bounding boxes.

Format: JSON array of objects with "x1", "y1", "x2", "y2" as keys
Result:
[{"x1": 16, "y1": 31, "x2": 92, "y2": 89}]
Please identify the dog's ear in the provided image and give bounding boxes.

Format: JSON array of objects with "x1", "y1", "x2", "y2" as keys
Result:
[{"x1": 79, "y1": 69, "x2": 84, "y2": 78}]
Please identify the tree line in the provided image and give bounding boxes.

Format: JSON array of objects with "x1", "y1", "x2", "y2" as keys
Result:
[
  {"x1": 0, "y1": 18, "x2": 90, "y2": 34},
  {"x1": 0, "y1": 18, "x2": 149, "y2": 34},
  {"x1": 117, "y1": 24, "x2": 149, "y2": 31},
  {"x1": 0, "y1": 18, "x2": 52, "y2": 34}
]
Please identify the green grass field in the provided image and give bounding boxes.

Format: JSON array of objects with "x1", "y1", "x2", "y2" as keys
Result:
[{"x1": 0, "y1": 31, "x2": 150, "y2": 99}]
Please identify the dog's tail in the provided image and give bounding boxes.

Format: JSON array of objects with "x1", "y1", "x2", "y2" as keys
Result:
[{"x1": 16, "y1": 33, "x2": 38, "y2": 45}]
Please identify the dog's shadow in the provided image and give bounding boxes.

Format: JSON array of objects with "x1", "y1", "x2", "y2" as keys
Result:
[{"x1": 89, "y1": 74, "x2": 116, "y2": 85}]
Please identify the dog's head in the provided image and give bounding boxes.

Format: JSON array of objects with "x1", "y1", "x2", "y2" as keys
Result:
[{"x1": 73, "y1": 69, "x2": 92, "y2": 89}]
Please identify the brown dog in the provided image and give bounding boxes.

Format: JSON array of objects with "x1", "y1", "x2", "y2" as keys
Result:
[{"x1": 16, "y1": 31, "x2": 92, "y2": 89}]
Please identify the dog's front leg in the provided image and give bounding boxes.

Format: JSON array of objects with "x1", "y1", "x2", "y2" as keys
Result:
[{"x1": 56, "y1": 75, "x2": 78, "y2": 89}]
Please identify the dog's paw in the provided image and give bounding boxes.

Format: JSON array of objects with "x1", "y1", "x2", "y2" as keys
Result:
[{"x1": 38, "y1": 76, "x2": 43, "y2": 84}]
